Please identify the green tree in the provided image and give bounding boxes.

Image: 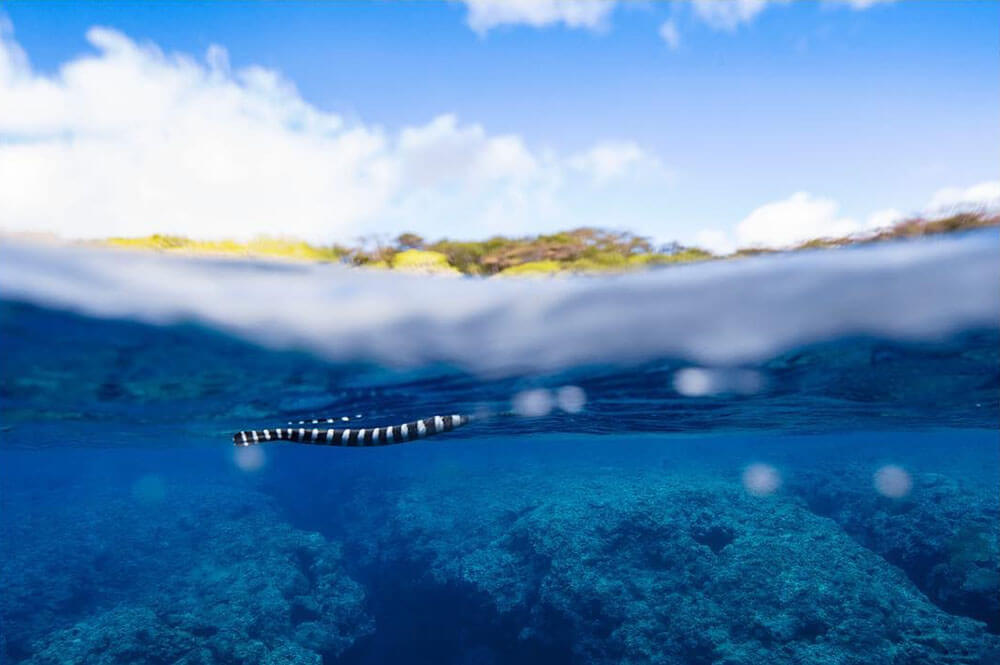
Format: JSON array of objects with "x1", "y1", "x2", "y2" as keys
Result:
[{"x1": 395, "y1": 232, "x2": 425, "y2": 250}]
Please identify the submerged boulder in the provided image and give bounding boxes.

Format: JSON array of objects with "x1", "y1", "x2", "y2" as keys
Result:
[
  {"x1": 346, "y1": 470, "x2": 999, "y2": 665},
  {"x1": 789, "y1": 466, "x2": 1000, "y2": 633},
  {"x1": 2, "y1": 484, "x2": 372, "y2": 664}
]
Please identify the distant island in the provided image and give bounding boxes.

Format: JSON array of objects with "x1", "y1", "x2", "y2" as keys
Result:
[{"x1": 102, "y1": 211, "x2": 998, "y2": 277}]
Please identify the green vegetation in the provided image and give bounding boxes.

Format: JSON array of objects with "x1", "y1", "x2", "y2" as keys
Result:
[
  {"x1": 865, "y1": 211, "x2": 999, "y2": 241},
  {"x1": 791, "y1": 211, "x2": 1000, "y2": 251},
  {"x1": 424, "y1": 228, "x2": 705, "y2": 276},
  {"x1": 381, "y1": 249, "x2": 460, "y2": 275},
  {"x1": 101, "y1": 211, "x2": 998, "y2": 277},
  {"x1": 105, "y1": 234, "x2": 346, "y2": 262},
  {"x1": 496, "y1": 260, "x2": 565, "y2": 277}
]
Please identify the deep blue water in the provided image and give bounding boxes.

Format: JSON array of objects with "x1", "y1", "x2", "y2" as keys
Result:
[{"x1": 1, "y1": 235, "x2": 999, "y2": 664}]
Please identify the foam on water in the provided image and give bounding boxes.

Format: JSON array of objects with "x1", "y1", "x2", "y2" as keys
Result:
[{"x1": 1, "y1": 231, "x2": 997, "y2": 375}]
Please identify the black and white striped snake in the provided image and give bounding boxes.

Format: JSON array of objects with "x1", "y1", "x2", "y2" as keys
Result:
[{"x1": 232, "y1": 414, "x2": 470, "y2": 447}]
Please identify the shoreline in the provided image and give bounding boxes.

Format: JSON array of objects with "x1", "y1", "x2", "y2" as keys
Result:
[{"x1": 3, "y1": 210, "x2": 996, "y2": 277}]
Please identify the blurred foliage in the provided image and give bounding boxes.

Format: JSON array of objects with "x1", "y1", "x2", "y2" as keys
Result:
[
  {"x1": 384, "y1": 249, "x2": 460, "y2": 275},
  {"x1": 866, "y1": 211, "x2": 999, "y2": 241},
  {"x1": 791, "y1": 211, "x2": 1000, "y2": 251},
  {"x1": 105, "y1": 234, "x2": 346, "y2": 262},
  {"x1": 427, "y1": 228, "x2": 676, "y2": 276},
  {"x1": 102, "y1": 211, "x2": 998, "y2": 277}
]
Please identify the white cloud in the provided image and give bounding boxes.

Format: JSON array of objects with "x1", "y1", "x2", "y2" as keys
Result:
[
  {"x1": 0, "y1": 24, "x2": 392, "y2": 242},
  {"x1": 865, "y1": 207, "x2": 903, "y2": 229},
  {"x1": 461, "y1": 0, "x2": 615, "y2": 35},
  {"x1": 926, "y1": 181, "x2": 1000, "y2": 213},
  {"x1": 398, "y1": 114, "x2": 538, "y2": 186},
  {"x1": 452, "y1": 0, "x2": 897, "y2": 39},
  {"x1": 690, "y1": 194, "x2": 891, "y2": 254},
  {"x1": 690, "y1": 180, "x2": 992, "y2": 255},
  {"x1": 0, "y1": 22, "x2": 671, "y2": 243},
  {"x1": 839, "y1": 0, "x2": 896, "y2": 9},
  {"x1": 689, "y1": 0, "x2": 893, "y2": 32},
  {"x1": 568, "y1": 141, "x2": 653, "y2": 183},
  {"x1": 734, "y1": 191, "x2": 863, "y2": 248},
  {"x1": 658, "y1": 20, "x2": 681, "y2": 50},
  {"x1": 692, "y1": 0, "x2": 777, "y2": 31},
  {"x1": 455, "y1": 0, "x2": 896, "y2": 52},
  {"x1": 692, "y1": 229, "x2": 735, "y2": 255}
]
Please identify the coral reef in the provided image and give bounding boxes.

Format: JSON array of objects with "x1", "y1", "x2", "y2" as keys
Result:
[
  {"x1": 344, "y1": 470, "x2": 999, "y2": 665},
  {"x1": 789, "y1": 466, "x2": 1000, "y2": 632},
  {"x1": 3, "y1": 459, "x2": 996, "y2": 664},
  {"x1": 1, "y1": 484, "x2": 371, "y2": 664}
]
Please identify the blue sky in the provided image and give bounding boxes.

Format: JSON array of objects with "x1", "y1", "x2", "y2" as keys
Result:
[{"x1": 0, "y1": 1, "x2": 997, "y2": 249}]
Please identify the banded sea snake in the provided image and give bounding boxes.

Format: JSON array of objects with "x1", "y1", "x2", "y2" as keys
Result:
[{"x1": 232, "y1": 414, "x2": 470, "y2": 447}]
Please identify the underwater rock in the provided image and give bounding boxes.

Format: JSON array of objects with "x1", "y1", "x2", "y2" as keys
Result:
[
  {"x1": 1, "y1": 484, "x2": 372, "y2": 664},
  {"x1": 25, "y1": 606, "x2": 207, "y2": 665},
  {"x1": 346, "y1": 470, "x2": 999, "y2": 665},
  {"x1": 790, "y1": 467, "x2": 1000, "y2": 633}
]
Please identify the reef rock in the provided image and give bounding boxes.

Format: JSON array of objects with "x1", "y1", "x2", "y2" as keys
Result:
[
  {"x1": 790, "y1": 466, "x2": 1000, "y2": 632},
  {"x1": 2, "y1": 484, "x2": 371, "y2": 664},
  {"x1": 347, "y1": 470, "x2": 999, "y2": 665}
]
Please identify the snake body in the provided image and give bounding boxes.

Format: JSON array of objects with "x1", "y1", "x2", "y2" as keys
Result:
[{"x1": 232, "y1": 414, "x2": 469, "y2": 447}]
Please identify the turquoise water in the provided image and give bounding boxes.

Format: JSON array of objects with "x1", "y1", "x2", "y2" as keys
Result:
[{"x1": 1, "y1": 233, "x2": 998, "y2": 664}]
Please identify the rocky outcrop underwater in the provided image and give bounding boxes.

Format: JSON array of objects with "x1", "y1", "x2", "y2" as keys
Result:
[
  {"x1": 790, "y1": 466, "x2": 1000, "y2": 634},
  {"x1": 2, "y1": 462, "x2": 997, "y2": 665},
  {"x1": 340, "y1": 469, "x2": 999, "y2": 665},
  {"x1": 1, "y1": 484, "x2": 372, "y2": 665}
]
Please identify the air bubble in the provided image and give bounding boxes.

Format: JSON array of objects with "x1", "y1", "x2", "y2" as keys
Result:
[
  {"x1": 234, "y1": 445, "x2": 266, "y2": 472},
  {"x1": 673, "y1": 367, "x2": 764, "y2": 397},
  {"x1": 512, "y1": 389, "x2": 554, "y2": 417},
  {"x1": 742, "y1": 463, "x2": 781, "y2": 496},
  {"x1": 874, "y1": 465, "x2": 912, "y2": 498},
  {"x1": 131, "y1": 474, "x2": 166, "y2": 504},
  {"x1": 556, "y1": 385, "x2": 586, "y2": 413}
]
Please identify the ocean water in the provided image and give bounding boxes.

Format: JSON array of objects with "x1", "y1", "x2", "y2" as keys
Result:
[{"x1": 1, "y1": 233, "x2": 998, "y2": 665}]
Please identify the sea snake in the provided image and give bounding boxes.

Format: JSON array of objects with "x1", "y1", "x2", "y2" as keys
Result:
[{"x1": 232, "y1": 414, "x2": 470, "y2": 447}]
